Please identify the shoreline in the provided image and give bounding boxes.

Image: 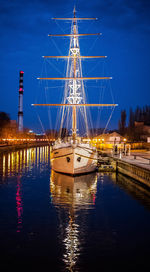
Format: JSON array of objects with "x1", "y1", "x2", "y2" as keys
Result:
[{"x1": 0, "y1": 142, "x2": 50, "y2": 154}]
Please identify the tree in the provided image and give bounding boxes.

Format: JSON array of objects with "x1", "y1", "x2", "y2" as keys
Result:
[
  {"x1": 0, "y1": 112, "x2": 10, "y2": 137},
  {"x1": 129, "y1": 108, "x2": 134, "y2": 129},
  {"x1": 0, "y1": 112, "x2": 10, "y2": 128},
  {"x1": 143, "y1": 105, "x2": 150, "y2": 125},
  {"x1": 118, "y1": 110, "x2": 126, "y2": 135},
  {"x1": 127, "y1": 108, "x2": 135, "y2": 140},
  {"x1": 134, "y1": 106, "x2": 143, "y2": 122}
]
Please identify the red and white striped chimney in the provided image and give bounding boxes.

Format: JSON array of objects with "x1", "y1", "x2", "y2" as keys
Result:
[{"x1": 18, "y1": 71, "x2": 24, "y2": 132}]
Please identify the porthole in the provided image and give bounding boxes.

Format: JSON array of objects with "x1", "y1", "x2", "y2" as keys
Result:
[
  {"x1": 66, "y1": 187, "x2": 70, "y2": 193},
  {"x1": 77, "y1": 157, "x2": 81, "y2": 162},
  {"x1": 66, "y1": 157, "x2": 70, "y2": 162}
]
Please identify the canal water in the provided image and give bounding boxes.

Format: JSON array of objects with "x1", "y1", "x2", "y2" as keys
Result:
[{"x1": 0, "y1": 146, "x2": 150, "y2": 271}]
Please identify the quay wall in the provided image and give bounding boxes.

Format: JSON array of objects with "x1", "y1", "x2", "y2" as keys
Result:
[
  {"x1": 109, "y1": 157, "x2": 150, "y2": 188},
  {"x1": 0, "y1": 142, "x2": 50, "y2": 153}
]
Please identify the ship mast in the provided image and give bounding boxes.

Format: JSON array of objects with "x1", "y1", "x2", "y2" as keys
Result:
[
  {"x1": 72, "y1": 6, "x2": 77, "y2": 141},
  {"x1": 32, "y1": 8, "x2": 118, "y2": 139}
]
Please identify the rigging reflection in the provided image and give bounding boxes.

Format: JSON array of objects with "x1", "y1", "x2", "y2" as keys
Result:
[{"x1": 50, "y1": 170, "x2": 97, "y2": 271}]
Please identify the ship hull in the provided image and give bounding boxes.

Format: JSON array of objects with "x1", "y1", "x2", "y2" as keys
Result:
[{"x1": 51, "y1": 144, "x2": 97, "y2": 175}]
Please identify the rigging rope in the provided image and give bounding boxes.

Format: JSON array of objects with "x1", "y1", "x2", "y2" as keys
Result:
[
  {"x1": 103, "y1": 106, "x2": 115, "y2": 134},
  {"x1": 35, "y1": 109, "x2": 50, "y2": 145}
]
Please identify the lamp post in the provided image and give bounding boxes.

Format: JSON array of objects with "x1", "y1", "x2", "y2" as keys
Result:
[
  {"x1": 123, "y1": 138, "x2": 127, "y2": 155},
  {"x1": 102, "y1": 138, "x2": 104, "y2": 150}
]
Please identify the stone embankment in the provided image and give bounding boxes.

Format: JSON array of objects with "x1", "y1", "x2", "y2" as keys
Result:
[
  {"x1": 115, "y1": 157, "x2": 150, "y2": 188},
  {"x1": 98, "y1": 150, "x2": 150, "y2": 189},
  {"x1": 0, "y1": 142, "x2": 50, "y2": 153}
]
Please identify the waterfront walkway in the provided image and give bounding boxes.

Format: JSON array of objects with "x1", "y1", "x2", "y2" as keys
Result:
[{"x1": 113, "y1": 151, "x2": 150, "y2": 171}]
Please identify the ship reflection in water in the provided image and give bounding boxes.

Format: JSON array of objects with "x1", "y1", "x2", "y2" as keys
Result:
[
  {"x1": 50, "y1": 170, "x2": 97, "y2": 271},
  {"x1": 1, "y1": 147, "x2": 150, "y2": 271}
]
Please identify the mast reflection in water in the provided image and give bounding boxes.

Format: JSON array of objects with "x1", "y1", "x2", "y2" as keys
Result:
[
  {"x1": 50, "y1": 171, "x2": 97, "y2": 271},
  {"x1": 1, "y1": 147, "x2": 150, "y2": 271}
]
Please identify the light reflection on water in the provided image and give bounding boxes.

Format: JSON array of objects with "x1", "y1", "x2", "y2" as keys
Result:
[
  {"x1": 16, "y1": 176, "x2": 23, "y2": 233},
  {"x1": 0, "y1": 146, "x2": 49, "y2": 178},
  {"x1": 0, "y1": 146, "x2": 50, "y2": 235},
  {"x1": 0, "y1": 147, "x2": 150, "y2": 271},
  {"x1": 50, "y1": 171, "x2": 97, "y2": 271}
]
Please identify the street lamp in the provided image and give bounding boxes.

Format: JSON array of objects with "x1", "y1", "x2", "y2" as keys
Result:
[
  {"x1": 102, "y1": 138, "x2": 104, "y2": 150},
  {"x1": 123, "y1": 138, "x2": 127, "y2": 155}
]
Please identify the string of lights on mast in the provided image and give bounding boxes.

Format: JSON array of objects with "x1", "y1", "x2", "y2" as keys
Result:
[{"x1": 32, "y1": 7, "x2": 117, "y2": 139}]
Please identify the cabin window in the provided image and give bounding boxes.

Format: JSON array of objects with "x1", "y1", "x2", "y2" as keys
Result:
[
  {"x1": 77, "y1": 157, "x2": 81, "y2": 162},
  {"x1": 66, "y1": 187, "x2": 70, "y2": 193},
  {"x1": 66, "y1": 157, "x2": 70, "y2": 162}
]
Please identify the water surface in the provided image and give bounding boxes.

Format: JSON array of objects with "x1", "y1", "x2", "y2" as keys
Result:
[{"x1": 0, "y1": 146, "x2": 150, "y2": 271}]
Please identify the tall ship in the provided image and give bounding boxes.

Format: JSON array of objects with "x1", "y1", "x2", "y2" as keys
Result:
[{"x1": 32, "y1": 8, "x2": 117, "y2": 175}]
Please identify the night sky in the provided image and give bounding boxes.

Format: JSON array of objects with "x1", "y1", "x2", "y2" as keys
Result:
[{"x1": 1, "y1": 0, "x2": 150, "y2": 133}]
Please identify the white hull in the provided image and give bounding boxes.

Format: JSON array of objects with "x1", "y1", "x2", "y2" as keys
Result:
[{"x1": 51, "y1": 143, "x2": 97, "y2": 175}]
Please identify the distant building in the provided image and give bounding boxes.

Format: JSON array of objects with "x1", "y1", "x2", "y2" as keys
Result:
[
  {"x1": 134, "y1": 121, "x2": 150, "y2": 141},
  {"x1": 92, "y1": 131, "x2": 125, "y2": 149},
  {"x1": 134, "y1": 121, "x2": 144, "y2": 127},
  {"x1": 94, "y1": 131, "x2": 123, "y2": 143},
  {"x1": 147, "y1": 137, "x2": 150, "y2": 143},
  {"x1": 10, "y1": 120, "x2": 17, "y2": 132}
]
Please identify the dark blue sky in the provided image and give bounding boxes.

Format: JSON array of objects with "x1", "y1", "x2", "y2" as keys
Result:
[{"x1": 1, "y1": 0, "x2": 150, "y2": 133}]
